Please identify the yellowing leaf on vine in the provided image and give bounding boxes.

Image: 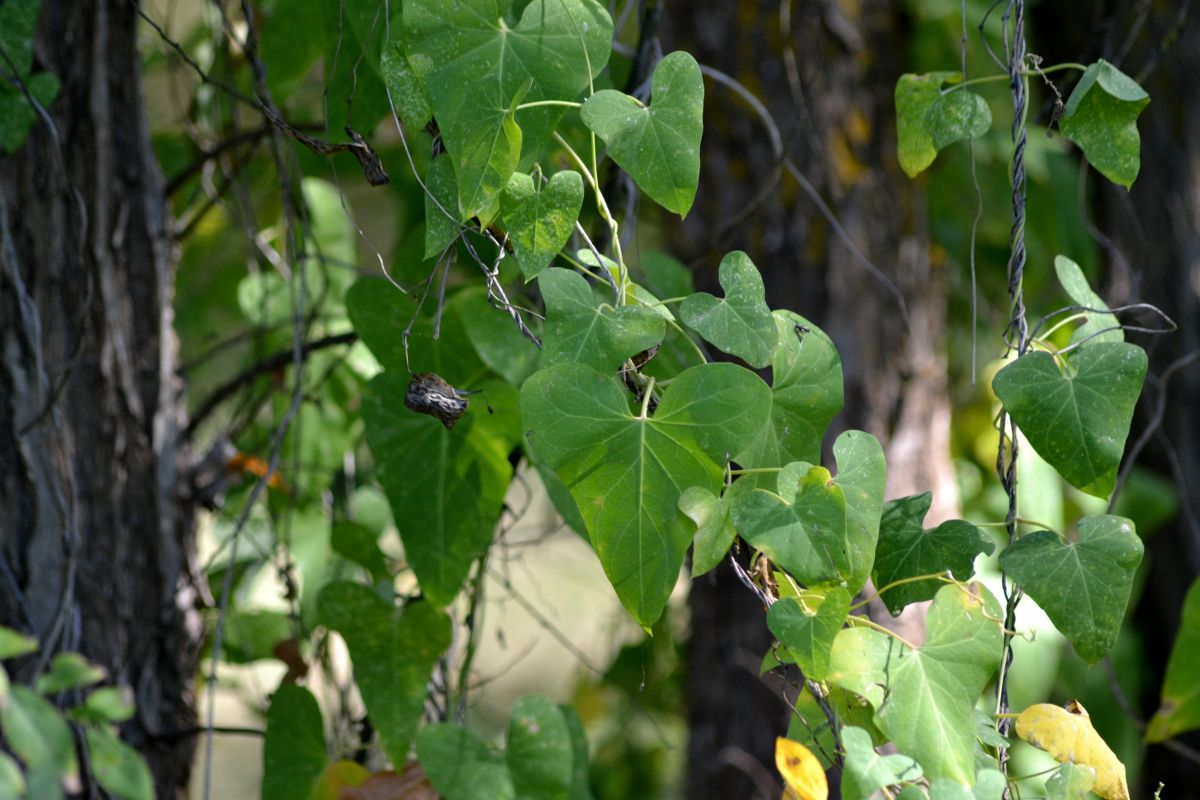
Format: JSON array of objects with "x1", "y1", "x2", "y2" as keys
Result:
[
  {"x1": 775, "y1": 738, "x2": 828, "y2": 800},
  {"x1": 1015, "y1": 701, "x2": 1128, "y2": 800}
]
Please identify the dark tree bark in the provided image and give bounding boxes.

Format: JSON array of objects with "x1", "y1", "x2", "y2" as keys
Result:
[
  {"x1": 661, "y1": 2, "x2": 954, "y2": 797},
  {"x1": 0, "y1": 2, "x2": 198, "y2": 795}
]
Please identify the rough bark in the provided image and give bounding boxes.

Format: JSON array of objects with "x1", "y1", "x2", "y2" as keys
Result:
[
  {"x1": 0, "y1": 2, "x2": 198, "y2": 795},
  {"x1": 661, "y1": 1, "x2": 954, "y2": 797}
]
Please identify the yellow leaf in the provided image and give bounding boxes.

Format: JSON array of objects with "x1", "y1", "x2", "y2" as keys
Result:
[
  {"x1": 775, "y1": 737, "x2": 828, "y2": 800},
  {"x1": 1015, "y1": 701, "x2": 1128, "y2": 800}
]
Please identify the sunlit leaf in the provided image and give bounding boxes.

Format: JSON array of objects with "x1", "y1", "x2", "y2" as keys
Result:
[
  {"x1": 999, "y1": 516, "x2": 1142, "y2": 663},
  {"x1": 1045, "y1": 763, "x2": 1097, "y2": 800},
  {"x1": 318, "y1": 584, "x2": 451, "y2": 765},
  {"x1": 679, "y1": 485, "x2": 736, "y2": 578},
  {"x1": 1054, "y1": 255, "x2": 1122, "y2": 347},
  {"x1": 0, "y1": 751, "x2": 23, "y2": 797},
  {"x1": 539, "y1": 267, "x2": 665, "y2": 373},
  {"x1": 521, "y1": 362, "x2": 770, "y2": 625},
  {"x1": 828, "y1": 584, "x2": 1002, "y2": 784},
  {"x1": 381, "y1": 35, "x2": 432, "y2": 132},
  {"x1": 502, "y1": 171, "x2": 584, "y2": 280},
  {"x1": 0, "y1": 626, "x2": 38, "y2": 660},
  {"x1": 872, "y1": 493, "x2": 993, "y2": 614},
  {"x1": 840, "y1": 725, "x2": 922, "y2": 800},
  {"x1": 0, "y1": 686, "x2": 78, "y2": 796},
  {"x1": 895, "y1": 72, "x2": 989, "y2": 177},
  {"x1": 775, "y1": 737, "x2": 828, "y2": 800},
  {"x1": 262, "y1": 684, "x2": 327, "y2": 800},
  {"x1": 74, "y1": 687, "x2": 135, "y2": 725},
  {"x1": 86, "y1": 725, "x2": 154, "y2": 800},
  {"x1": 1146, "y1": 577, "x2": 1200, "y2": 742},
  {"x1": 1015, "y1": 702, "x2": 1128, "y2": 800},
  {"x1": 452, "y1": 286, "x2": 541, "y2": 388},
  {"x1": 991, "y1": 343, "x2": 1146, "y2": 498},
  {"x1": 1059, "y1": 60, "x2": 1149, "y2": 189},
  {"x1": 581, "y1": 51, "x2": 703, "y2": 216},
  {"x1": 767, "y1": 587, "x2": 850, "y2": 681}
]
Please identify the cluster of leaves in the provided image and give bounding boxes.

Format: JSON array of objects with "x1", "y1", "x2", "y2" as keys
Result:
[
  {"x1": 0, "y1": 0, "x2": 60, "y2": 154},
  {"x1": 0, "y1": 628, "x2": 153, "y2": 800}
]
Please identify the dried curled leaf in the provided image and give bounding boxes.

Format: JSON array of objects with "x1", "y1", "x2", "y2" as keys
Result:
[
  {"x1": 404, "y1": 372, "x2": 468, "y2": 429},
  {"x1": 1015, "y1": 701, "x2": 1128, "y2": 800},
  {"x1": 775, "y1": 737, "x2": 828, "y2": 800}
]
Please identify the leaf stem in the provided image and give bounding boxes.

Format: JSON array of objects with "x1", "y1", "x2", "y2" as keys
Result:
[
  {"x1": 639, "y1": 377, "x2": 656, "y2": 418},
  {"x1": 729, "y1": 467, "x2": 783, "y2": 475},
  {"x1": 666, "y1": 318, "x2": 710, "y2": 364},
  {"x1": 942, "y1": 62, "x2": 1088, "y2": 94},
  {"x1": 515, "y1": 99, "x2": 582, "y2": 111},
  {"x1": 849, "y1": 573, "x2": 956, "y2": 611},
  {"x1": 845, "y1": 615, "x2": 917, "y2": 650}
]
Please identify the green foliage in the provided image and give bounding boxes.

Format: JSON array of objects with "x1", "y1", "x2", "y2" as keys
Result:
[
  {"x1": 1147, "y1": 577, "x2": 1200, "y2": 742},
  {"x1": 678, "y1": 251, "x2": 777, "y2": 368},
  {"x1": 0, "y1": 0, "x2": 59, "y2": 154},
  {"x1": 502, "y1": 171, "x2": 585, "y2": 280},
  {"x1": 1054, "y1": 255, "x2": 1122, "y2": 346},
  {"x1": 829, "y1": 584, "x2": 1003, "y2": 785},
  {"x1": 999, "y1": 516, "x2": 1143, "y2": 664},
  {"x1": 539, "y1": 267, "x2": 665, "y2": 372},
  {"x1": 1059, "y1": 60, "x2": 1149, "y2": 189},
  {"x1": 581, "y1": 51, "x2": 704, "y2": 216},
  {"x1": 992, "y1": 343, "x2": 1147, "y2": 498},
  {"x1": 262, "y1": 685, "x2": 329, "y2": 800},
  {"x1": 521, "y1": 362, "x2": 770, "y2": 625},
  {"x1": 841, "y1": 725, "x2": 923, "y2": 800},
  {"x1": 678, "y1": 485, "x2": 736, "y2": 578},
  {"x1": 872, "y1": 493, "x2": 994, "y2": 614},
  {"x1": 895, "y1": 72, "x2": 991, "y2": 177},
  {"x1": 84, "y1": 726, "x2": 154, "y2": 800},
  {"x1": 766, "y1": 588, "x2": 851, "y2": 681},
  {"x1": 1044, "y1": 763, "x2": 1097, "y2": 800}
]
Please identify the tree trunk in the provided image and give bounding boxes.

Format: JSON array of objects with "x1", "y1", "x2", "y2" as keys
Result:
[
  {"x1": 661, "y1": 1, "x2": 954, "y2": 797},
  {"x1": 0, "y1": 1, "x2": 197, "y2": 795}
]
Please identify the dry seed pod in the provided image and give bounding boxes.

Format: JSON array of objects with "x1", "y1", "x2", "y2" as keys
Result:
[{"x1": 404, "y1": 372, "x2": 468, "y2": 429}]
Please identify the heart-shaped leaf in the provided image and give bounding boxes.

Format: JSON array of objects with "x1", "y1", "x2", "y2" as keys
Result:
[
  {"x1": 736, "y1": 311, "x2": 844, "y2": 470},
  {"x1": 679, "y1": 485, "x2": 737, "y2": 578},
  {"x1": 262, "y1": 685, "x2": 328, "y2": 800},
  {"x1": 679, "y1": 251, "x2": 778, "y2": 368},
  {"x1": 1059, "y1": 60, "x2": 1149, "y2": 189},
  {"x1": 1016, "y1": 702, "x2": 1127, "y2": 800},
  {"x1": 1147, "y1": 577, "x2": 1200, "y2": 742},
  {"x1": 424, "y1": 156, "x2": 462, "y2": 258},
  {"x1": 318, "y1": 584, "x2": 452, "y2": 765},
  {"x1": 1054, "y1": 255, "x2": 1122, "y2": 347},
  {"x1": 872, "y1": 493, "x2": 994, "y2": 615},
  {"x1": 405, "y1": 0, "x2": 613, "y2": 217},
  {"x1": 381, "y1": 35, "x2": 432, "y2": 132},
  {"x1": 999, "y1": 516, "x2": 1142, "y2": 663},
  {"x1": 581, "y1": 51, "x2": 703, "y2": 216},
  {"x1": 895, "y1": 72, "x2": 990, "y2": 177},
  {"x1": 539, "y1": 267, "x2": 665, "y2": 373},
  {"x1": 828, "y1": 583, "x2": 1002, "y2": 784},
  {"x1": 417, "y1": 724, "x2": 515, "y2": 800},
  {"x1": 520, "y1": 362, "x2": 771, "y2": 625},
  {"x1": 841, "y1": 726, "x2": 923, "y2": 800},
  {"x1": 767, "y1": 587, "x2": 851, "y2": 681},
  {"x1": 732, "y1": 431, "x2": 885, "y2": 593},
  {"x1": 502, "y1": 171, "x2": 584, "y2": 280},
  {"x1": 991, "y1": 343, "x2": 1147, "y2": 498}
]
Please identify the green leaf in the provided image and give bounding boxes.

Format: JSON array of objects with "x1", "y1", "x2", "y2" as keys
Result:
[
  {"x1": 828, "y1": 583, "x2": 1003, "y2": 784},
  {"x1": 1059, "y1": 60, "x2": 1149, "y2": 189},
  {"x1": 521, "y1": 362, "x2": 771, "y2": 625},
  {"x1": 424, "y1": 156, "x2": 462, "y2": 257},
  {"x1": 638, "y1": 252, "x2": 694, "y2": 300},
  {"x1": 507, "y1": 695, "x2": 589, "y2": 800},
  {"x1": 767, "y1": 588, "x2": 850, "y2": 681},
  {"x1": 0, "y1": 72, "x2": 60, "y2": 155},
  {"x1": 382, "y1": 35, "x2": 432, "y2": 132},
  {"x1": 1147, "y1": 577, "x2": 1200, "y2": 742},
  {"x1": 1054, "y1": 254, "x2": 1122, "y2": 347},
  {"x1": 405, "y1": 0, "x2": 613, "y2": 216},
  {"x1": 736, "y1": 312, "x2": 844, "y2": 470},
  {"x1": 502, "y1": 171, "x2": 585, "y2": 280},
  {"x1": 454, "y1": 287, "x2": 540, "y2": 386},
  {"x1": 0, "y1": 0, "x2": 41, "y2": 76},
  {"x1": 539, "y1": 267, "x2": 665, "y2": 373},
  {"x1": 262, "y1": 684, "x2": 327, "y2": 800},
  {"x1": 362, "y1": 372, "x2": 510, "y2": 605},
  {"x1": 35, "y1": 653, "x2": 105, "y2": 695},
  {"x1": 581, "y1": 51, "x2": 703, "y2": 216},
  {"x1": 679, "y1": 486, "x2": 736, "y2": 578},
  {"x1": 872, "y1": 493, "x2": 994, "y2": 615},
  {"x1": 1044, "y1": 763, "x2": 1097, "y2": 800},
  {"x1": 999, "y1": 516, "x2": 1143, "y2": 664},
  {"x1": 895, "y1": 72, "x2": 989, "y2": 177},
  {"x1": 85, "y1": 725, "x2": 154, "y2": 800},
  {"x1": 74, "y1": 687, "x2": 135, "y2": 725},
  {"x1": 417, "y1": 724, "x2": 515, "y2": 800},
  {"x1": 222, "y1": 611, "x2": 292, "y2": 664},
  {"x1": 0, "y1": 751, "x2": 24, "y2": 797},
  {"x1": 733, "y1": 431, "x2": 886, "y2": 593},
  {"x1": 991, "y1": 343, "x2": 1147, "y2": 498},
  {"x1": 970, "y1": 769, "x2": 1008, "y2": 799},
  {"x1": 679, "y1": 251, "x2": 778, "y2": 368},
  {"x1": 318, "y1": 584, "x2": 452, "y2": 765},
  {"x1": 0, "y1": 686, "x2": 78, "y2": 792},
  {"x1": 331, "y1": 521, "x2": 390, "y2": 581},
  {"x1": 0, "y1": 626, "x2": 38, "y2": 659},
  {"x1": 841, "y1": 725, "x2": 923, "y2": 800}
]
